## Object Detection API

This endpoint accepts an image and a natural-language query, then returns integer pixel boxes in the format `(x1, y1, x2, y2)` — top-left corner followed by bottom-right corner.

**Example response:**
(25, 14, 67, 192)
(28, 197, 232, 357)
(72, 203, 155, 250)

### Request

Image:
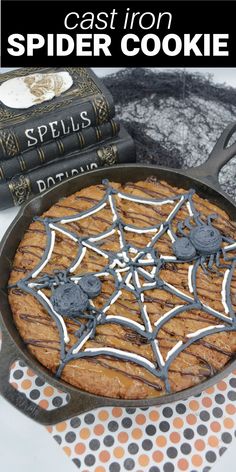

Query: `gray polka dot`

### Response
(122, 417, 132, 428)
(219, 446, 227, 456)
(163, 407, 173, 418)
(197, 425, 207, 436)
(72, 458, 81, 468)
(35, 377, 45, 387)
(84, 413, 95, 424)
(13, 370, 24, 380)
(205, 451, 217, 463)
(215, 394, 225, 404)
(163, 462, 174, 472)
(65, 432, 76, 443)
(108, 420, 119, 432)
(203, 468, 211, 472)
(229, 378, 236, 388)
(19, 361, 26, 368)
(52, 396, 63, 407)
(70, 417, 81, 428)
(125, 408, 136, 414)
(222, 432, 232, 444)
(109, 463, 121, 472)
(29, 389, 40, 400)
(180, 443, 191, 455)
(53, 435, 62, 445)
(142, 439, 153, 451)
(84, 454, 96, 466)
(167, 447, 178, 458)
(149, 468, 160, 472)
(200, 410, 210, 421)
(176, 403, 186, 414)
(159, 421, 169, 432)
(212, 407, 223, 418)
(183, 428, 194, 439)
(89, 439, 100, 451)
(128, 443, 139, 454)
(103, 435, 114, 447)
(124, 458, 135, 470)
(228, 391, 236, 401)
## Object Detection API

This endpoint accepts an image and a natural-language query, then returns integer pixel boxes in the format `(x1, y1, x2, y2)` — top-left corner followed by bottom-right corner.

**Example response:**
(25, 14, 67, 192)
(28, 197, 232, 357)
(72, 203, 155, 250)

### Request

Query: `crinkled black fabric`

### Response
(104, 68, 236, 200)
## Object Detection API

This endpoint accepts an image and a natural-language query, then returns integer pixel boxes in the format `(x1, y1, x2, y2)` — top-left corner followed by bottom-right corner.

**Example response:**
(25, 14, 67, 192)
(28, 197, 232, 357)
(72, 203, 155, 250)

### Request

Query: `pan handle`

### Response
(184, 121, 236, 186)
(0, 323, 105, 425)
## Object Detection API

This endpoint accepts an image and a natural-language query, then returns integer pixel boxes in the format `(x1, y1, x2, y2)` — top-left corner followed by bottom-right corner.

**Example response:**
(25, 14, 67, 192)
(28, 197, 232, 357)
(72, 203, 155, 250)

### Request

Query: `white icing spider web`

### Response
(14, 180, 236, 393)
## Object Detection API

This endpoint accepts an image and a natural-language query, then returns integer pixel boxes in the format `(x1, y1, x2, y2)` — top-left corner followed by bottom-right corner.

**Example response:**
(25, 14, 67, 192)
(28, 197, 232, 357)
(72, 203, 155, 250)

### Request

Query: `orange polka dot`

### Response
(118, 432, 128, 443)
(21, 379, 32, 390)
(11, 362, 16, 369)
(205, 386, 215, 394)
(132, 428, 142, 439)
(226, 404, 236, 415)
(114, 447, 125, 458)
(139, 454, 150, 466)
(74, 443, 86, 454)
(170, 432, 180, 444)
(178, 459, 189, 470)
(99, 451, 110, 463)
(112, 407, 122, 417)
(46, 426, 52, 433)
(192, 455, 203, 467)
(224, 418, 234, 429)
(94, 424, 105, 436)
(156, 436, 167, 447)
(189, 400, 199, 411)
(173, 417, 184, 428)
(39, 400, 49, 410)
(10, 382, 18, 390)
(210, 421, 221, 433)
(27, 368, 35, 377)
(208, 436, 219, 448)
(135, 414, 146, 425)
(43, 386, 54, 397)
(149, 410, 159, 421)
(202, 397, 212, 408)
(80, 428, 90, 439)
(56, 422, 67, 432)
(98, 410, 109, 421)
(63, 446, 71, 457)
(233, 370, 236, 375)
(186, 414, 197, 425)
(195, 439, 205, 451)
(152, 451, 164, 463)
(95, 467, 106, 472)
(217, 381, 227, 391)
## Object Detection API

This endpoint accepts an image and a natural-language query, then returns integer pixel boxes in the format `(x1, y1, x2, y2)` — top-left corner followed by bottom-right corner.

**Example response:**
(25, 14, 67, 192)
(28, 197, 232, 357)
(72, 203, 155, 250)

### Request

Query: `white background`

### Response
(0, 68, 235, 471)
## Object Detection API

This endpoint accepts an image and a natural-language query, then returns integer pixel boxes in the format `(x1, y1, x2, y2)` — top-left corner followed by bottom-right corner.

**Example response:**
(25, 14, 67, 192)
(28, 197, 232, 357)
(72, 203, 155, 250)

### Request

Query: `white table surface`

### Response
(0, 67, 236, 471)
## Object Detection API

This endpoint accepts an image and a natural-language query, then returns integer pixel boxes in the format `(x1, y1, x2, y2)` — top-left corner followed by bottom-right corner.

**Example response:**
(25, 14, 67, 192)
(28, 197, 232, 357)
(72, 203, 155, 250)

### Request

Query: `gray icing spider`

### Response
(172, 213, 234, 274)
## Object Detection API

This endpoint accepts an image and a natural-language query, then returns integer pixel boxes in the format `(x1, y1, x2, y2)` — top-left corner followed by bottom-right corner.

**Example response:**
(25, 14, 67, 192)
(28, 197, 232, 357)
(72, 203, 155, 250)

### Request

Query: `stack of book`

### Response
(0, 67, 135, 210)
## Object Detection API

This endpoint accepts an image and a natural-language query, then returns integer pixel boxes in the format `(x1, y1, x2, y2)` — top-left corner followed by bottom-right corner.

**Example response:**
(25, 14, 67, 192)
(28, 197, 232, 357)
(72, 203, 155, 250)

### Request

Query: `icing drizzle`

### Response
(10, 180, 236, 394)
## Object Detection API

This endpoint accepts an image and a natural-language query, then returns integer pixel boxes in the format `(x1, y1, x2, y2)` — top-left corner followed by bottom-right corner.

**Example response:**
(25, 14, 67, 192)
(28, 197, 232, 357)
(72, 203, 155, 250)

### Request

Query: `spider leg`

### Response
(222, 235, 235, 244)
(177, 221, 186, 236)
(184, 216, 193, 230)
(216, 250, 231, 269)
(200, 256, 209, 275)
(207, 213, 217, 226)
(208, 254, 215, 270)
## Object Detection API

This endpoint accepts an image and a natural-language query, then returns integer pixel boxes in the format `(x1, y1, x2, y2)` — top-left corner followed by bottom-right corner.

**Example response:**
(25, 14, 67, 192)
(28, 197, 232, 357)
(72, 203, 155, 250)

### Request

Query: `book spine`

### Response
(0, 93, 115, 160)
(0, 129, 135, 210)
(0, 119, 120, 181)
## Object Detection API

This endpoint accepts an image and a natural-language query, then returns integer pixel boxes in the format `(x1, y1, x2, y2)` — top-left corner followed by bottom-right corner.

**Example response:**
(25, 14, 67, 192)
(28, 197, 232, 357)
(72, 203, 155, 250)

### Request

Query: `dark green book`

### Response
(0, 67, 115, 159)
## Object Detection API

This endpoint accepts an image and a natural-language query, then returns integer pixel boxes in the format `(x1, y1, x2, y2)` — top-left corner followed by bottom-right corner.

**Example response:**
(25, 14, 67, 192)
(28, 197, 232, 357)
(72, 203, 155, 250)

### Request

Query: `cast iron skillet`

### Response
(1, 123, 236, 426)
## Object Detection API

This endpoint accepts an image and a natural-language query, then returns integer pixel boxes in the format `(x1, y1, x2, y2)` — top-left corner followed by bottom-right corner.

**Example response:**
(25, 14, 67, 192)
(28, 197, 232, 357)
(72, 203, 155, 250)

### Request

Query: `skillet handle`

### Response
(184, 121, 236, 187)
(0, 323, 105, 425)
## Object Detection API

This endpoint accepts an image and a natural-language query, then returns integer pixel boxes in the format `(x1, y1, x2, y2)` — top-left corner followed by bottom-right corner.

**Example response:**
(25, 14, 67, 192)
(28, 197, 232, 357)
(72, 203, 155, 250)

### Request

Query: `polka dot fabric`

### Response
(1, 333, 236, 471)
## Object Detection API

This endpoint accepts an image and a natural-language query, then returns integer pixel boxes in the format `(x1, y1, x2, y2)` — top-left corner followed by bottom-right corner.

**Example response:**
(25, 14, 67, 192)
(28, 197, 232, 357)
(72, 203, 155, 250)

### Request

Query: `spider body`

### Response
(173, 214, 228, 274)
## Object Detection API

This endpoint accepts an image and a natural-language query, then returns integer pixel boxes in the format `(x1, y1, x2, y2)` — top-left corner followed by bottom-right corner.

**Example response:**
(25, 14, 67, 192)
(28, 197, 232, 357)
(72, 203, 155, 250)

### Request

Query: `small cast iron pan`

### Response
(1, 122, 236, 425)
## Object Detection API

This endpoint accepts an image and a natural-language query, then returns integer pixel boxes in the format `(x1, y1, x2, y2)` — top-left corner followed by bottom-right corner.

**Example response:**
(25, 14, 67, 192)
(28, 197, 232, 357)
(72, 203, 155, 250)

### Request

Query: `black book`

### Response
(0, 68, 114, 159)
(0, 119, 120, 180)
(0, 127, 136, 210)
